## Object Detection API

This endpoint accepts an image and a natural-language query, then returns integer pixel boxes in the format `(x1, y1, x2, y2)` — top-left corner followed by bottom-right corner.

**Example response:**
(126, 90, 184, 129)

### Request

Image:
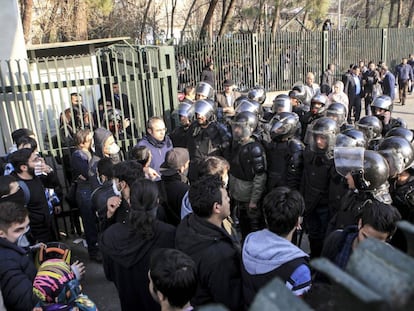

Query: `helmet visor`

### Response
(334, 147, 365, 177)
(231, 120, 251, 140)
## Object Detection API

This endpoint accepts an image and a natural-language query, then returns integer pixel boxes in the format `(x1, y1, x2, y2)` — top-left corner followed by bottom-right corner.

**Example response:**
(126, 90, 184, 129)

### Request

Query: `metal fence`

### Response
(1, 28, 414, 157)
(0, 45, 179, 157)
(175, 28, 414, 92)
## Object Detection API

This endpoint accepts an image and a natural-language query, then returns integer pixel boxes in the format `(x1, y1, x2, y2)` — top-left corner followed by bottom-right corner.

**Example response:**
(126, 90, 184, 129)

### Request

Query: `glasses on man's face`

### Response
(153, 128, 167, 133)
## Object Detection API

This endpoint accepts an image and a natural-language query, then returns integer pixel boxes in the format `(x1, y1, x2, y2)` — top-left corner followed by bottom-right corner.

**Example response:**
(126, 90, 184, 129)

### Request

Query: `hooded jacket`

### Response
(0, 238, 37, 311)
(159, 171, 189, 226)
(175, 214, 243, 311)
(99, 221, 175, 311)
(89, 128, 121, 190)
(93, 128, 112, 159)
(242, 229, 311, 306)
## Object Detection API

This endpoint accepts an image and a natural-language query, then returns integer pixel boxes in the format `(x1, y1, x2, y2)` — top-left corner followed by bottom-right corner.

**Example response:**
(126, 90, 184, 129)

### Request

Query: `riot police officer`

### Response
(325, 102, 351, 132)
(328, 148, 392, 234)
(272, 94, 292, 115)
(300, 94, 329, 142)
(195, 81, 215, 100)
(385, 127, 414, 143)
(301, 117, 339, 257)
(355, 115, 383, 150)
(247, 85, 266, 105)
(377, 136, 414, 179)
(335, 128, 367, 148)
(170, 102, 194, 148)
(371, 95, 406, 136)
(186, 99, 231, 182)
(234, 96, 268, 143)
(265, 112, 304, 191)
(228, 111, 267, 240)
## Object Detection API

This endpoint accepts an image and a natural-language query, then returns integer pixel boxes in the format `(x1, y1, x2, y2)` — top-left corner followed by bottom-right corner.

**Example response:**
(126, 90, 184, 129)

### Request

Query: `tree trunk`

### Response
(377, 4, 384, 28)
(74, 0, 88, 40)
(388, 0, 395, 28)
(21, 0, 34, 43)
(140, 0, 153, 43)
(406, 0, 414, 27)
(365, 0, 370, 28)
(252, 0, 265, 33)
(396, 0, 403, 28)
(199, 0, 219, 40)
(218, 0, 236, 36)
(42, 1, 60, 43)
(170, 0, 177, 39)
(271, 0, 282, 35)
(179, 0, 197, 44)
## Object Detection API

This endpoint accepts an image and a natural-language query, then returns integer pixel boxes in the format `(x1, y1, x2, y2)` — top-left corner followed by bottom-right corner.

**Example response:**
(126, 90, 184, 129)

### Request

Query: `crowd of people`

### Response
(1, 55, 414, 311)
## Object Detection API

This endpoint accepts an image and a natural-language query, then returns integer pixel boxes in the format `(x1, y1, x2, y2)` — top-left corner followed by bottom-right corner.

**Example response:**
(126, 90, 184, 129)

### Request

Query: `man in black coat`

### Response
(9, 147, 60, 243)
(175, 175, 243, 311)
(159, 148, 190, 226)
(200, 61, 215, 87)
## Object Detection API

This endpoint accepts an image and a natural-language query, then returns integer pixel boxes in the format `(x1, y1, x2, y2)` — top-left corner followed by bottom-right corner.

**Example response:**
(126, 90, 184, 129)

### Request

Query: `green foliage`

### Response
(87, 0, 113, 16)
(305, 0, 330, 29)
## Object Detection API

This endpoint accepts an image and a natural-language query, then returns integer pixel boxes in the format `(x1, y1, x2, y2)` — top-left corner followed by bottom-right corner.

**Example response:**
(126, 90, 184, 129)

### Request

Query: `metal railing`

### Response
(175, 29, 414, 91)
(1, 28, 414, 157)
(0, 45, 179, 156)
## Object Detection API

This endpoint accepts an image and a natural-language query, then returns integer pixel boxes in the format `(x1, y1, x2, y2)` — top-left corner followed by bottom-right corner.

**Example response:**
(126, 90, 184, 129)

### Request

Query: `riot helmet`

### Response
(289, 82, 306, 104)
(248, 86, 266, 104)
(309, 117, 339, 155)
(326, 102, 347, 127)
(272, 94, 292, 114)
(334, 148, 390, 200)
(234, 96, 261, 116)
(195, 81, 214, 100)
(310, 94, 328, 115)
(372, 95, 393, 112)
(355, 116, 383, 141)
(177, 102, 194, 118)
(290, 85, 307, 104)
(107, 108, 122, 122)
(335, 128, 367, 148)
(385, 127, 413, 143)
(231, 111, 258, 141)
(378, 136, 414, 177)
(104, 109, 123, 133)
(194, 99, 215, 125)
(270, 112, 299, 141)
(176, 102, 194, 127)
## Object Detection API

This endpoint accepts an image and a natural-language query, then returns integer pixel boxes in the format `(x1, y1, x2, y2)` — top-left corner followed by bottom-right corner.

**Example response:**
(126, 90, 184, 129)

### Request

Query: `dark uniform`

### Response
(187, 121, 231, 182)
(300, 117, 339, 258)
(229, 137, 267, 239)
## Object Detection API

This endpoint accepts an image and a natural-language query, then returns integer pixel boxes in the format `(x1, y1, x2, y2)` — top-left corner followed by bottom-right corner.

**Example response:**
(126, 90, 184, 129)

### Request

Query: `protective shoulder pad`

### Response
(288, 138, 305, 153)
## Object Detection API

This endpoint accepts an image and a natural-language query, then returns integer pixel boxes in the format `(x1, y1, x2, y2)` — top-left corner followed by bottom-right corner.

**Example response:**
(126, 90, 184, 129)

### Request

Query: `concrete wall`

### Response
(0, 0, 28, 154)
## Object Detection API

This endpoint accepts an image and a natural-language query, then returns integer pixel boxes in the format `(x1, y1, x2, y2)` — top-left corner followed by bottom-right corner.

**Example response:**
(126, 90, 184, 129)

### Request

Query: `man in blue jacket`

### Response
(380, 65, 396, 102)
(137, 116, 173, 181)
(241, 187, 311, 307)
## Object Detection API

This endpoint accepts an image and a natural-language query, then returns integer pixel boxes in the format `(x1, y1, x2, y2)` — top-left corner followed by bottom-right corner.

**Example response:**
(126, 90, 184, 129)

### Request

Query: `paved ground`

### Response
(265, 91, 414, 128)
(63, 92, 414, 310)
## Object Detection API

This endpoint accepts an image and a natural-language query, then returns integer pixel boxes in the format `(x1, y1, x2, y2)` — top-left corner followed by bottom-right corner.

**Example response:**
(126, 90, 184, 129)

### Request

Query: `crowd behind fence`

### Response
(175, 29, 414, 91)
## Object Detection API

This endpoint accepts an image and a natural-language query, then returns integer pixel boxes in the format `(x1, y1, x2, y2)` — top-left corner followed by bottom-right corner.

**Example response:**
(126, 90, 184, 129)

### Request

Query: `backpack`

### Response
(17, 180, 30, 207)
